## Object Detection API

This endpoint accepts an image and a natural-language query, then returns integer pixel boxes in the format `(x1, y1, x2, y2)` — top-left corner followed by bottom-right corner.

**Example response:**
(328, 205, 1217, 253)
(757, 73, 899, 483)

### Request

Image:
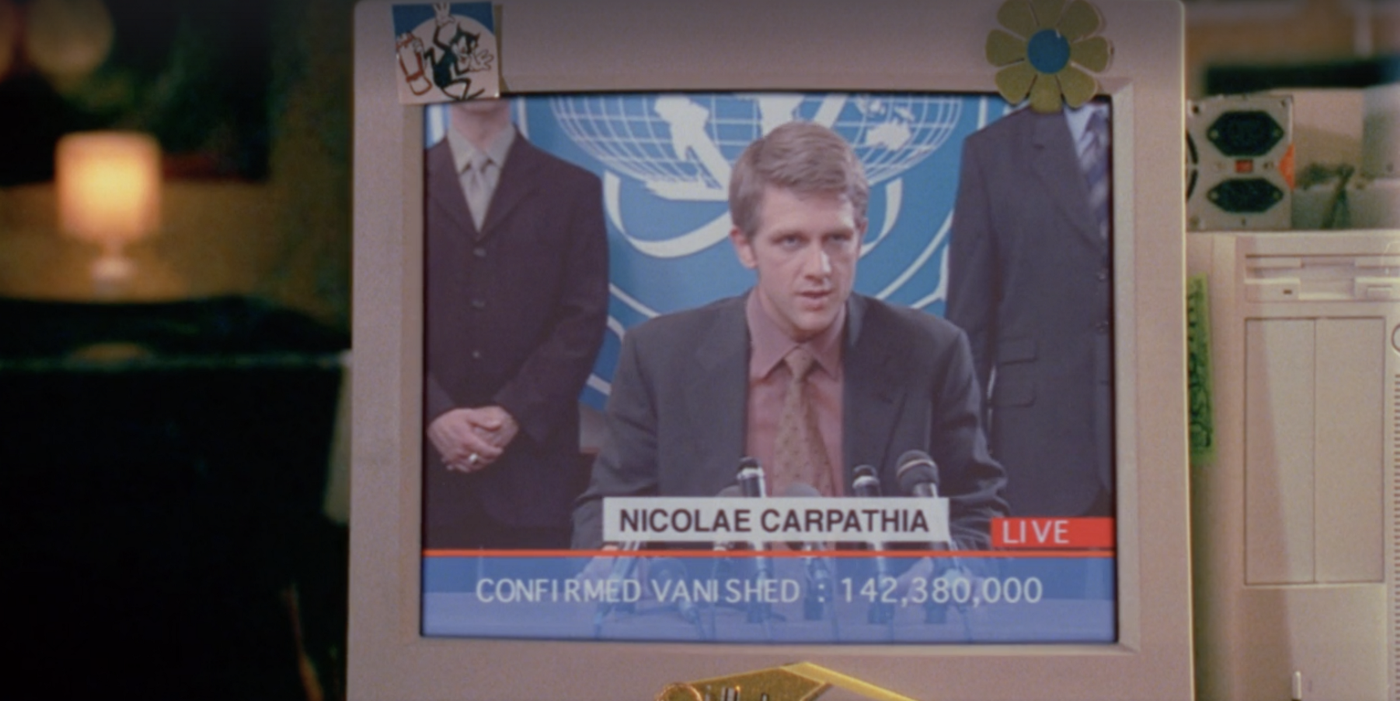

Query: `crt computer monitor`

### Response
(350, 1, 1191, 698)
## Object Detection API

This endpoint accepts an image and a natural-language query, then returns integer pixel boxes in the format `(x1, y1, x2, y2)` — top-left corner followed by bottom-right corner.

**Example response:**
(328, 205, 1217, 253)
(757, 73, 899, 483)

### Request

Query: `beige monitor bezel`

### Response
(350, 1, 1191, 698)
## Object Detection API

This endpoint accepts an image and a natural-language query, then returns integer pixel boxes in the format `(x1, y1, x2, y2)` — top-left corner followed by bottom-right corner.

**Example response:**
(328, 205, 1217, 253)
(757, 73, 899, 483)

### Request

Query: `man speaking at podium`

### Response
(572, 122, 1006, 551)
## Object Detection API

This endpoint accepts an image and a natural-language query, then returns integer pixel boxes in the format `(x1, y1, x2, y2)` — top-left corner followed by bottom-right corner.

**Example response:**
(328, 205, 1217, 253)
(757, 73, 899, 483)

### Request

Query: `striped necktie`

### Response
(1079, 110, 1110, 239)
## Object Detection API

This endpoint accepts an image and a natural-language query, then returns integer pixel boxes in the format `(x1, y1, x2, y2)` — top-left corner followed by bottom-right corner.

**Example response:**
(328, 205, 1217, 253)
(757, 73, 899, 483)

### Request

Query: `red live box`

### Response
(992, 517, 1115, 549)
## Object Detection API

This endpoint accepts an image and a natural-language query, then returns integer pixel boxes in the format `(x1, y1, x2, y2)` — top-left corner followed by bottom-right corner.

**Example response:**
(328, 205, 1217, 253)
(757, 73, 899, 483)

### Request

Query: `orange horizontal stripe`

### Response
(422, 549, 1115, 559)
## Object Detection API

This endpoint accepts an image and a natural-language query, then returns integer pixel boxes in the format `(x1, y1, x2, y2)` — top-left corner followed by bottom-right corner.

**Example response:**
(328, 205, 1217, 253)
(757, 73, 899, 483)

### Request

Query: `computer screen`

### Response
(351, 1, 1191, 698)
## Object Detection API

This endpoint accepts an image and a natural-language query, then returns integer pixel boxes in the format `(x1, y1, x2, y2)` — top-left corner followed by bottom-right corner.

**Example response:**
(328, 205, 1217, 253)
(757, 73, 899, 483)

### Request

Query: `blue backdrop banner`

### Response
(427, 92, 1014, 409)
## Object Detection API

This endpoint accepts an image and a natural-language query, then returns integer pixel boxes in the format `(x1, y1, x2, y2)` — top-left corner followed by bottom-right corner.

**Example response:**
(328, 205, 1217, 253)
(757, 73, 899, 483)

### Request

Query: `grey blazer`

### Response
(945, 106, 1114, 517)
(571, 292, 1007, 550)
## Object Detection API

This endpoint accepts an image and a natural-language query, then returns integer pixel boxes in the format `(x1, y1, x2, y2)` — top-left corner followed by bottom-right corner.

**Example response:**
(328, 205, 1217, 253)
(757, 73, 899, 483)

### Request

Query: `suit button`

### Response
(471, 350, 482, 360)
(1097, 269, 1109, 282)
(471, 299, 486, 310)
(473, 247, 487, 258)
(1095, 321, 1110, 334)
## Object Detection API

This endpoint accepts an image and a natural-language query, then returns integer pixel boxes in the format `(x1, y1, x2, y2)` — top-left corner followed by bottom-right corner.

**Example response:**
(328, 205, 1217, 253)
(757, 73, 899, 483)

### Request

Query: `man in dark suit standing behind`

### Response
(945, 101, 1114, 518)
(424, 98, 609, 549)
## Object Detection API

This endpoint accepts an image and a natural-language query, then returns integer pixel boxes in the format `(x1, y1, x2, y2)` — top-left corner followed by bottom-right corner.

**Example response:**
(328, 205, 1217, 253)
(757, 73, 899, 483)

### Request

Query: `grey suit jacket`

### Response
(945, 106, 1114, 517)
(423, 132, 609, 544)
(571, 292, 1007, 550)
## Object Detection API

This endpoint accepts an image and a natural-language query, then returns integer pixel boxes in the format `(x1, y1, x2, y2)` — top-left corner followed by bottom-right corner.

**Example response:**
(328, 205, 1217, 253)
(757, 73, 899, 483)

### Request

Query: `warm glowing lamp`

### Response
(56, 131, 162, 287)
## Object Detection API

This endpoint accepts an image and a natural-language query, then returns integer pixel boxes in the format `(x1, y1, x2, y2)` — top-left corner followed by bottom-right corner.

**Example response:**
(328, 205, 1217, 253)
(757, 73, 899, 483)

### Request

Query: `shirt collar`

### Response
(745, 288, 845, 381)
(446, 122, 517, 174)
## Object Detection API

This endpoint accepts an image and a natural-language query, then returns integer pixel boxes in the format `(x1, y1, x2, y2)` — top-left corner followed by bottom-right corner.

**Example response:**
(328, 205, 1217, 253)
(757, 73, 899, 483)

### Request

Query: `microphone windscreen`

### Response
(896, 450, 939, 494)
(736, 457, 767, 498)
(851, 464, 881, 497)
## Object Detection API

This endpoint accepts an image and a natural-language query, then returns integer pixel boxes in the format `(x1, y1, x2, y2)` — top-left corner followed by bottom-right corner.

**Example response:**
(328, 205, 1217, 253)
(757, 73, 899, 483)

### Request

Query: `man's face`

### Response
(731, 186, 864, 342)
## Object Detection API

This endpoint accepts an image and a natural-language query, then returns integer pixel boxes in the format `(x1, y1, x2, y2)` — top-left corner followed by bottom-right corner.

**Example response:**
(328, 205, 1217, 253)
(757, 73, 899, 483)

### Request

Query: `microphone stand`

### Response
(801, 543, 833, 622)
(852, 465, 895, 633)
(592, 541, 640, 638)
(867, 544, 896, 638)
(643, 557, 707, 640)
(735, 458, 774, 636)
(746, 542, 775, 640)
(707, 541, 733, 640)
(925, 548, 976, 642)
(895, 449, 974, 637)
(800, 542, 841, 640)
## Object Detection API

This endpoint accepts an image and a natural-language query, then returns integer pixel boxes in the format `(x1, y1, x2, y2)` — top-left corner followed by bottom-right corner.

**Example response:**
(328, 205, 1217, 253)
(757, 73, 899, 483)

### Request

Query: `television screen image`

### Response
(418, 91, 1118, 646)
(351, 1, 1190, 698)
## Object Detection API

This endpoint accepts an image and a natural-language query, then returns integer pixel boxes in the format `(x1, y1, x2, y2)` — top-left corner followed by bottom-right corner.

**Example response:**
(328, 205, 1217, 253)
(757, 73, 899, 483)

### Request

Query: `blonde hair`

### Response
(728, 121, 868, 237)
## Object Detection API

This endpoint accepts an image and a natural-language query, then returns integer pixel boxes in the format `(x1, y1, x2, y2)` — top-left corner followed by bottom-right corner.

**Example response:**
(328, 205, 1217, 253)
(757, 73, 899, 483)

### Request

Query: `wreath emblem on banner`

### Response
(986, 0, 1113, 113)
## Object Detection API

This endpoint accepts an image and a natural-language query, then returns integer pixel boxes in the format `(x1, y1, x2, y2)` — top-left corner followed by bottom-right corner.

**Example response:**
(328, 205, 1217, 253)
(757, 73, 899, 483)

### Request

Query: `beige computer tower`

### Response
(1188, 230, 1400, 700)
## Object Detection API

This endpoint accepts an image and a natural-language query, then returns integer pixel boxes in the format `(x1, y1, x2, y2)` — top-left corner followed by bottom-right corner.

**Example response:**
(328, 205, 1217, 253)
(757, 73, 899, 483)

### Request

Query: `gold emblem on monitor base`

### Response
(657, 662, 916, 701)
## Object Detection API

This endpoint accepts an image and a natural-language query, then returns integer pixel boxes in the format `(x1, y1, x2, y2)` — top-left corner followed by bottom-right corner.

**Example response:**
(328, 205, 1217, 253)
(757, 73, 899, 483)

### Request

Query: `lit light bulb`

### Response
(56, 131, 162, 287)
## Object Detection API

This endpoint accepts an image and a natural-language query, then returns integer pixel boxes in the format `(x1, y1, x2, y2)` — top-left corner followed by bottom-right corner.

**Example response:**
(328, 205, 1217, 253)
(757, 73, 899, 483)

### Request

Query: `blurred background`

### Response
(0, 0, 1393, 699)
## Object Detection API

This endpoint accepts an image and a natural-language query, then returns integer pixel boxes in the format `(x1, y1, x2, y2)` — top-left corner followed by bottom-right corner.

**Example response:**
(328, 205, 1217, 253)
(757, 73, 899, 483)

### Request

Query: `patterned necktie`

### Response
(770, 347, 835, 497)
(1079, 110, 1110, 239)
(463, 156, 493, 232)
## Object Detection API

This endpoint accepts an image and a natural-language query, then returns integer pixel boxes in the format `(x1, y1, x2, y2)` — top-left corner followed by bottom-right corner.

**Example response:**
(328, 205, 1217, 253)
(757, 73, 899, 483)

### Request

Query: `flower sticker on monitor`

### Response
(986, 0, 1112, 113)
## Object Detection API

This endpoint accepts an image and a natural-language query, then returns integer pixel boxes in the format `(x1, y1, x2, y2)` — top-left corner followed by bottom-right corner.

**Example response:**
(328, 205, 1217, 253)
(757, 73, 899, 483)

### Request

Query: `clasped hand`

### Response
(427, 405, 519, 473)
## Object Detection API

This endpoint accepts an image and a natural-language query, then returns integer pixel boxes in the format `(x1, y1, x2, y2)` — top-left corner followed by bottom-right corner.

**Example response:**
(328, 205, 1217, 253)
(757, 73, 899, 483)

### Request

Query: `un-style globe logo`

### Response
(544, 91, 977, 309)
(538, 92, 989, 406)
(552, 93, 962, 206)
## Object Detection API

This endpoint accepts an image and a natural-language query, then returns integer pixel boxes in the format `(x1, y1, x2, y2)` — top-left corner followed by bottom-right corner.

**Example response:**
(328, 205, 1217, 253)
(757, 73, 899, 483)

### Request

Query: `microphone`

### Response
(711, 484, 743, 552)
(734, 457, 772, 625)
(851, 465, 894, 625)
(897, 449, 954, 551)
(851, 463, 881, 497)
(781, 482, 826, 552)
(697, 483, 746, 639)
(896, 449, 940, 498)
(606, 540, 642, 580)
(592, 540, 641, 636)
(782, 483, 833, 621)
(736, 456, 767, 498)
(735, 459, 770, 566)
(896, 450, 969, 624)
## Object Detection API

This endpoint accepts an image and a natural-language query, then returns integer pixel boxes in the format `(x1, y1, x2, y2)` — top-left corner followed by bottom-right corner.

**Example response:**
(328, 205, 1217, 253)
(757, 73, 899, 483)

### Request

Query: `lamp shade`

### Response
(56, 131, 162, 246)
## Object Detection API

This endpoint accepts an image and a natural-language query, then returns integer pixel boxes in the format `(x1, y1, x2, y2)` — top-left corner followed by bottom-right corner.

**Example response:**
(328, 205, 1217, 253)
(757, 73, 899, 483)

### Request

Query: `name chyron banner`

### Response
(603, 497, 951, 543)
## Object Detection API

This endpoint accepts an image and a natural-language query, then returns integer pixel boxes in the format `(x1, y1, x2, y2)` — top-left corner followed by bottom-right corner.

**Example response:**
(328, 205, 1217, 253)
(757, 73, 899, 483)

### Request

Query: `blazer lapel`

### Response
(685, 298, 750, 490)
(426, 140, 479, 238)
(842, 295, 905, 489)
(476, 133, 541, 241)
(1031, 112, 1101, 250)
